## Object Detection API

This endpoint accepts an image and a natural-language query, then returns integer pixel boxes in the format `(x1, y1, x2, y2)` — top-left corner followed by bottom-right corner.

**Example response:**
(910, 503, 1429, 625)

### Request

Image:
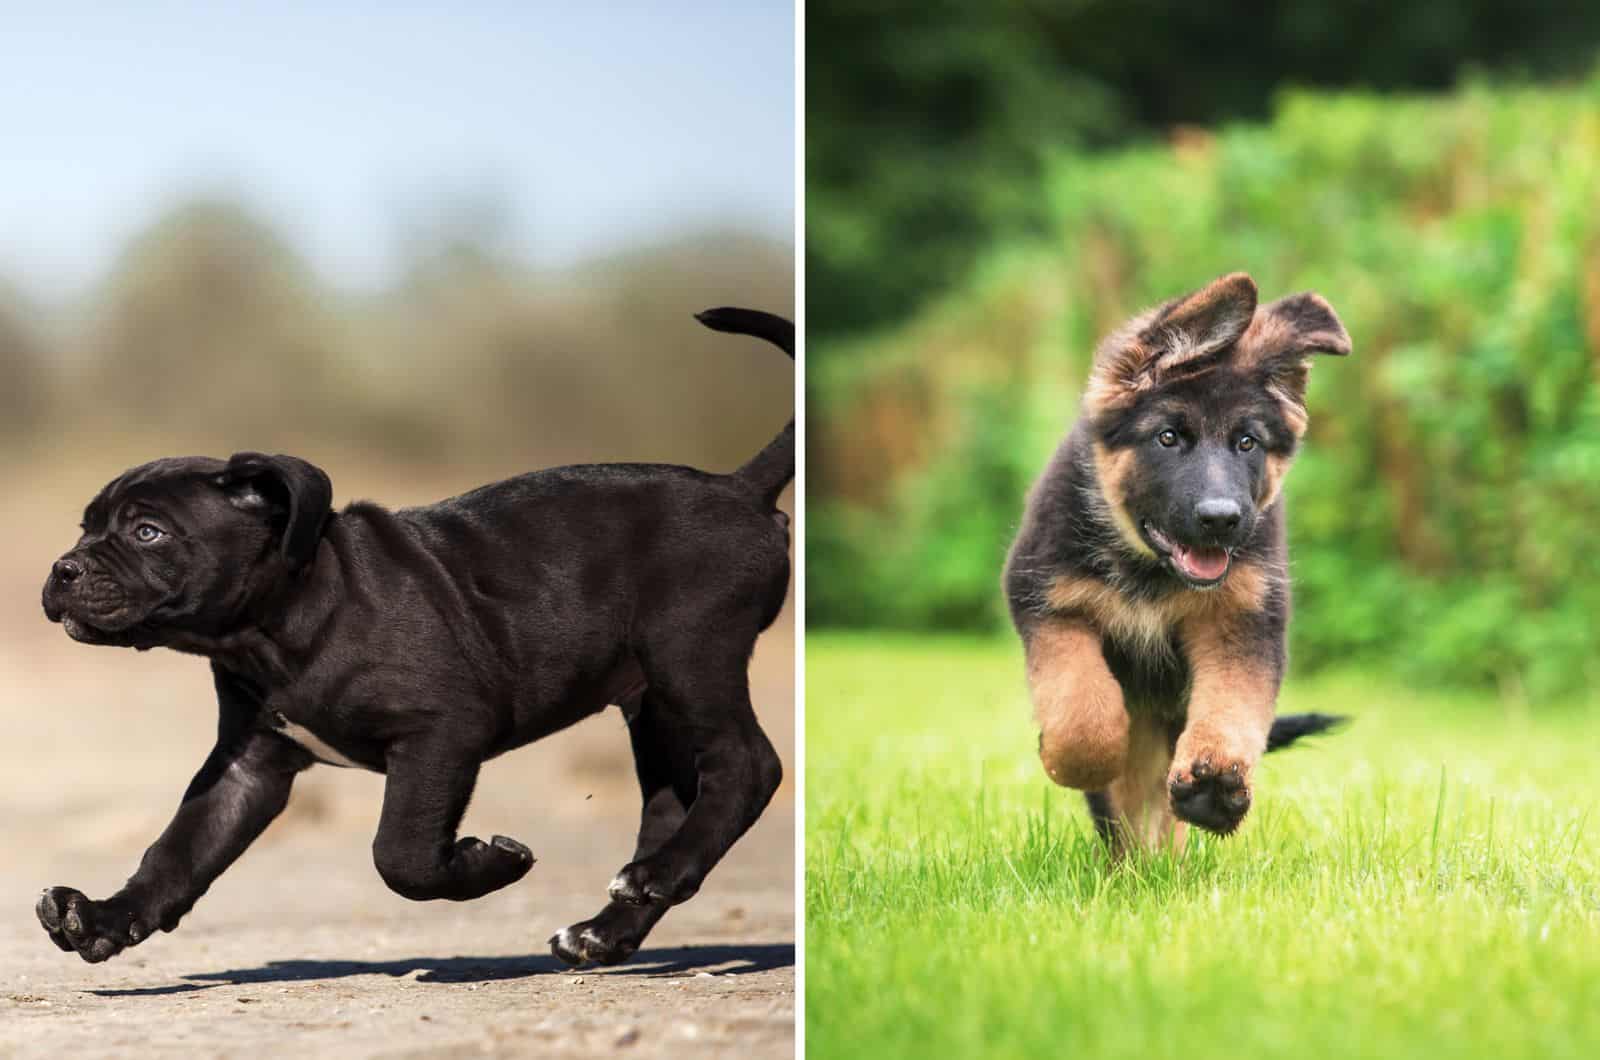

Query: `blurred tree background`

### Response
(809, 0, 1600, 696)
(0, 202, 791, 476)
(0, 3, 794, 529)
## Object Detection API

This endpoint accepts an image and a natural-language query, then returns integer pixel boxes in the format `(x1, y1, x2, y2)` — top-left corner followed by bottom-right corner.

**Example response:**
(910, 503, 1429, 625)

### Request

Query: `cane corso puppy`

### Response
(37, 308, 793, 968)
(1004, 273, 1348, 852)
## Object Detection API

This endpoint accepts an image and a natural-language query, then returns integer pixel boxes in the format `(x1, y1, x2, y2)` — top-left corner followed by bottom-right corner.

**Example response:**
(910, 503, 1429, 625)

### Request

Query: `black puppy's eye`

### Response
(1238, 435, 1257, 453)
(134, 523, 164, 543)
(1157, 429, 1179, 448)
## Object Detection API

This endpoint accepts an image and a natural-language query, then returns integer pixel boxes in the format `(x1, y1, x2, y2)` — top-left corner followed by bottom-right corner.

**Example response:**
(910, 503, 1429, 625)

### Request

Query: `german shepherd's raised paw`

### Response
(1005, 272, 1349, 852)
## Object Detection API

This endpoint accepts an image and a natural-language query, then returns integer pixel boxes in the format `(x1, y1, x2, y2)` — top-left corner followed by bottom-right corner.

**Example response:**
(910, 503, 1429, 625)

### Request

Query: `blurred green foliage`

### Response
(811, 75, 1600, 697)
(809, 0, 1600, 339)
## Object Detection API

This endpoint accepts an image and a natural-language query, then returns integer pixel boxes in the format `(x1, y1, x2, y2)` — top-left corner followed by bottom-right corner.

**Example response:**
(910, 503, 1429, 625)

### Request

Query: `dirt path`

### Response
(0, 463, 794, 1058)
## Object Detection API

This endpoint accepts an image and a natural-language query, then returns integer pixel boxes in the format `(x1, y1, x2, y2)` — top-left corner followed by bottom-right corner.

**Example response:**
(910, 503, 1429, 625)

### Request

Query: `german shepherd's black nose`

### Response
(1195, 498, 1242, 535)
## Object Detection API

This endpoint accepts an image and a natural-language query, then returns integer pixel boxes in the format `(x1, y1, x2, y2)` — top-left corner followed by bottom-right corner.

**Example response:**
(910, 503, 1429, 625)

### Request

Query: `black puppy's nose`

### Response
(1195, 498, 1243, 535)
(52, 558, 84, 584)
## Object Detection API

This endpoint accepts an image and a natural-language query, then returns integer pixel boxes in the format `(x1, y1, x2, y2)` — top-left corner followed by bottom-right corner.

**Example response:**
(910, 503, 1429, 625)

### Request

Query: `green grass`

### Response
(806, 633, 1600, 1059)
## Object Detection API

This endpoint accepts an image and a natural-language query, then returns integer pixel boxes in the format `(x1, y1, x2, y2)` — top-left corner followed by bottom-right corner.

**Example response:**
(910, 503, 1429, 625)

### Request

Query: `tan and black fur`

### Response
(1004, 272, 1349, 851)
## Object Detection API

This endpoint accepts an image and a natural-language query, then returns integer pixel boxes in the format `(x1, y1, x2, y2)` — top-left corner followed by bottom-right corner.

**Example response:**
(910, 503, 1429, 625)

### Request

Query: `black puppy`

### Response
(36, 308, 792, 968)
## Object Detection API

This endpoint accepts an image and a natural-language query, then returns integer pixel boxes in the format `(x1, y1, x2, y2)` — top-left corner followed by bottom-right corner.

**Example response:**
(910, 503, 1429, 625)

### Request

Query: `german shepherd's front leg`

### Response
(1168, 613, 1284, 835)
(1025, 616, 1128, 791)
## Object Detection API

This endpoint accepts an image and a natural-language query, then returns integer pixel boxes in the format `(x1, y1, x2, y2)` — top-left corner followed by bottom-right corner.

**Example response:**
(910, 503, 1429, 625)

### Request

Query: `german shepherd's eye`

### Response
(133, 523, 165, 544)
(1157, 429, 1179, 448)
(1238, 435, 1257, 453)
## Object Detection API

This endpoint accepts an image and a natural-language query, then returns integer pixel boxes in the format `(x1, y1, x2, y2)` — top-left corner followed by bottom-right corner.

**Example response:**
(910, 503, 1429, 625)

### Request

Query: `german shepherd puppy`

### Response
(1004, 272, 1348, 851)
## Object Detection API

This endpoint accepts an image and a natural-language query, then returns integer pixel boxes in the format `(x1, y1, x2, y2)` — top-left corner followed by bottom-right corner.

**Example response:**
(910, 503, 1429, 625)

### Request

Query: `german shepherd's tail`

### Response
(696, 307, 795, 507)
(1266, 713, 1347, 752)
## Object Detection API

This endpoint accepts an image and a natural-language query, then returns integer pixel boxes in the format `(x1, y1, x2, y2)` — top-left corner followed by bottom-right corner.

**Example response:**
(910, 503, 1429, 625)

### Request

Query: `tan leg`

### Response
(1025, 618, 1127, 791)
(1168, 618, 1280, 835)
(1103, 714, 1186, 855)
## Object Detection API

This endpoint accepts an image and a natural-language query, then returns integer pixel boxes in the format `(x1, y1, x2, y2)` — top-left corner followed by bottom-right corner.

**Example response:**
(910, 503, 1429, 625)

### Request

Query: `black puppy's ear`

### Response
(217, 453, 333, 570)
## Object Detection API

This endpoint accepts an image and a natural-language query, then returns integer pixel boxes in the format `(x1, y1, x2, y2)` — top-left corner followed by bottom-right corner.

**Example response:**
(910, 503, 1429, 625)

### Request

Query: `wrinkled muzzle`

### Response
(42, 552, 160, 642)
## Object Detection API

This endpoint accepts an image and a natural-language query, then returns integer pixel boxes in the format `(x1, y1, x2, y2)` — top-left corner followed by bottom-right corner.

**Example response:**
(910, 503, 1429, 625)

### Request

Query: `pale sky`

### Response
(0, 1, 795, 301)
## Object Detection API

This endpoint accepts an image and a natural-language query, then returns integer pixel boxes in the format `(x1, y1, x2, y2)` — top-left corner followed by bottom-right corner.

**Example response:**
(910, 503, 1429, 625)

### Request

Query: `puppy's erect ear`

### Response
(1239, 291, 1352, 434)
(218, 453, 333, 570)
(1086, 272, 1259, 415)
(1144, 271, 1259, 365)
(1250, 292, 1352, 360)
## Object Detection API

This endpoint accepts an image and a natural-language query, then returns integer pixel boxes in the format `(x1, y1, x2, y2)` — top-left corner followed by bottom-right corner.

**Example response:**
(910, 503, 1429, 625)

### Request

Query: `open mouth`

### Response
(1141, 522, 1232, 588)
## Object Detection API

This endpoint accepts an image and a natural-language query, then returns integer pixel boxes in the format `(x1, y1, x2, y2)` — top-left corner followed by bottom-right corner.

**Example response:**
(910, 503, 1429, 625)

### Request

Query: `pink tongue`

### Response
(1174, 546, 1229, 581)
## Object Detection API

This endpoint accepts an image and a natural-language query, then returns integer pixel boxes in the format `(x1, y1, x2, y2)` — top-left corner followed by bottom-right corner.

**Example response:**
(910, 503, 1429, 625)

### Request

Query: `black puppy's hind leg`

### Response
(372, 736, 534, 901)
(550, 692, 696, 967)
(608, 640, 783, 908)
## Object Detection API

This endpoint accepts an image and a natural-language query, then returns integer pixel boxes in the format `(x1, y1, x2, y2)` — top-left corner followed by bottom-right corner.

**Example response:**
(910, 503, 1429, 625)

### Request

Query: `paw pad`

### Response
(1169, 759, 1252, 836)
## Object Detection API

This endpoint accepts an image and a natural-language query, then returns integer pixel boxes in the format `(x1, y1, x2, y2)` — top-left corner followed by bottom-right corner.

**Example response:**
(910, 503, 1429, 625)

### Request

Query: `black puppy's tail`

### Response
(1266, 712, 1348, 752)
(696, 307, 795, 506)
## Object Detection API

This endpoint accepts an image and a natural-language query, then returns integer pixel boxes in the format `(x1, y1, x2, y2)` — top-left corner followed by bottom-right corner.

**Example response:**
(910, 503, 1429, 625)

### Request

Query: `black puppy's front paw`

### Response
(462, 834, 535, 867)
(1168, 757, 1252, 836)
(36, 887, 147, 963)
(455, 834, 536, 891)
(608, 857, 700, 907)
(376, 833, 534, 901)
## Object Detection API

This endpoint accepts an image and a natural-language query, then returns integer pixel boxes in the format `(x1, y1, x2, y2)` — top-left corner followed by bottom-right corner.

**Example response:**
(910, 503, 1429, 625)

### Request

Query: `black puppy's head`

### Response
(42, 453, 332, 648)
(1084, 272, 1350, 588)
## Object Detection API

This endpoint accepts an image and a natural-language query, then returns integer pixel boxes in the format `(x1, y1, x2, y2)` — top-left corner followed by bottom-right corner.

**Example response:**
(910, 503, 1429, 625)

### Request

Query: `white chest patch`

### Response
(268, 712, 371, 771)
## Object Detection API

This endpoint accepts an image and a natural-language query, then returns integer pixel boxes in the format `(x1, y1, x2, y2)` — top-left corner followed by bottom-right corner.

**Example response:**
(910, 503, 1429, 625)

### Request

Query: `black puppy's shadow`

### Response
(90, 942, 792, 997)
